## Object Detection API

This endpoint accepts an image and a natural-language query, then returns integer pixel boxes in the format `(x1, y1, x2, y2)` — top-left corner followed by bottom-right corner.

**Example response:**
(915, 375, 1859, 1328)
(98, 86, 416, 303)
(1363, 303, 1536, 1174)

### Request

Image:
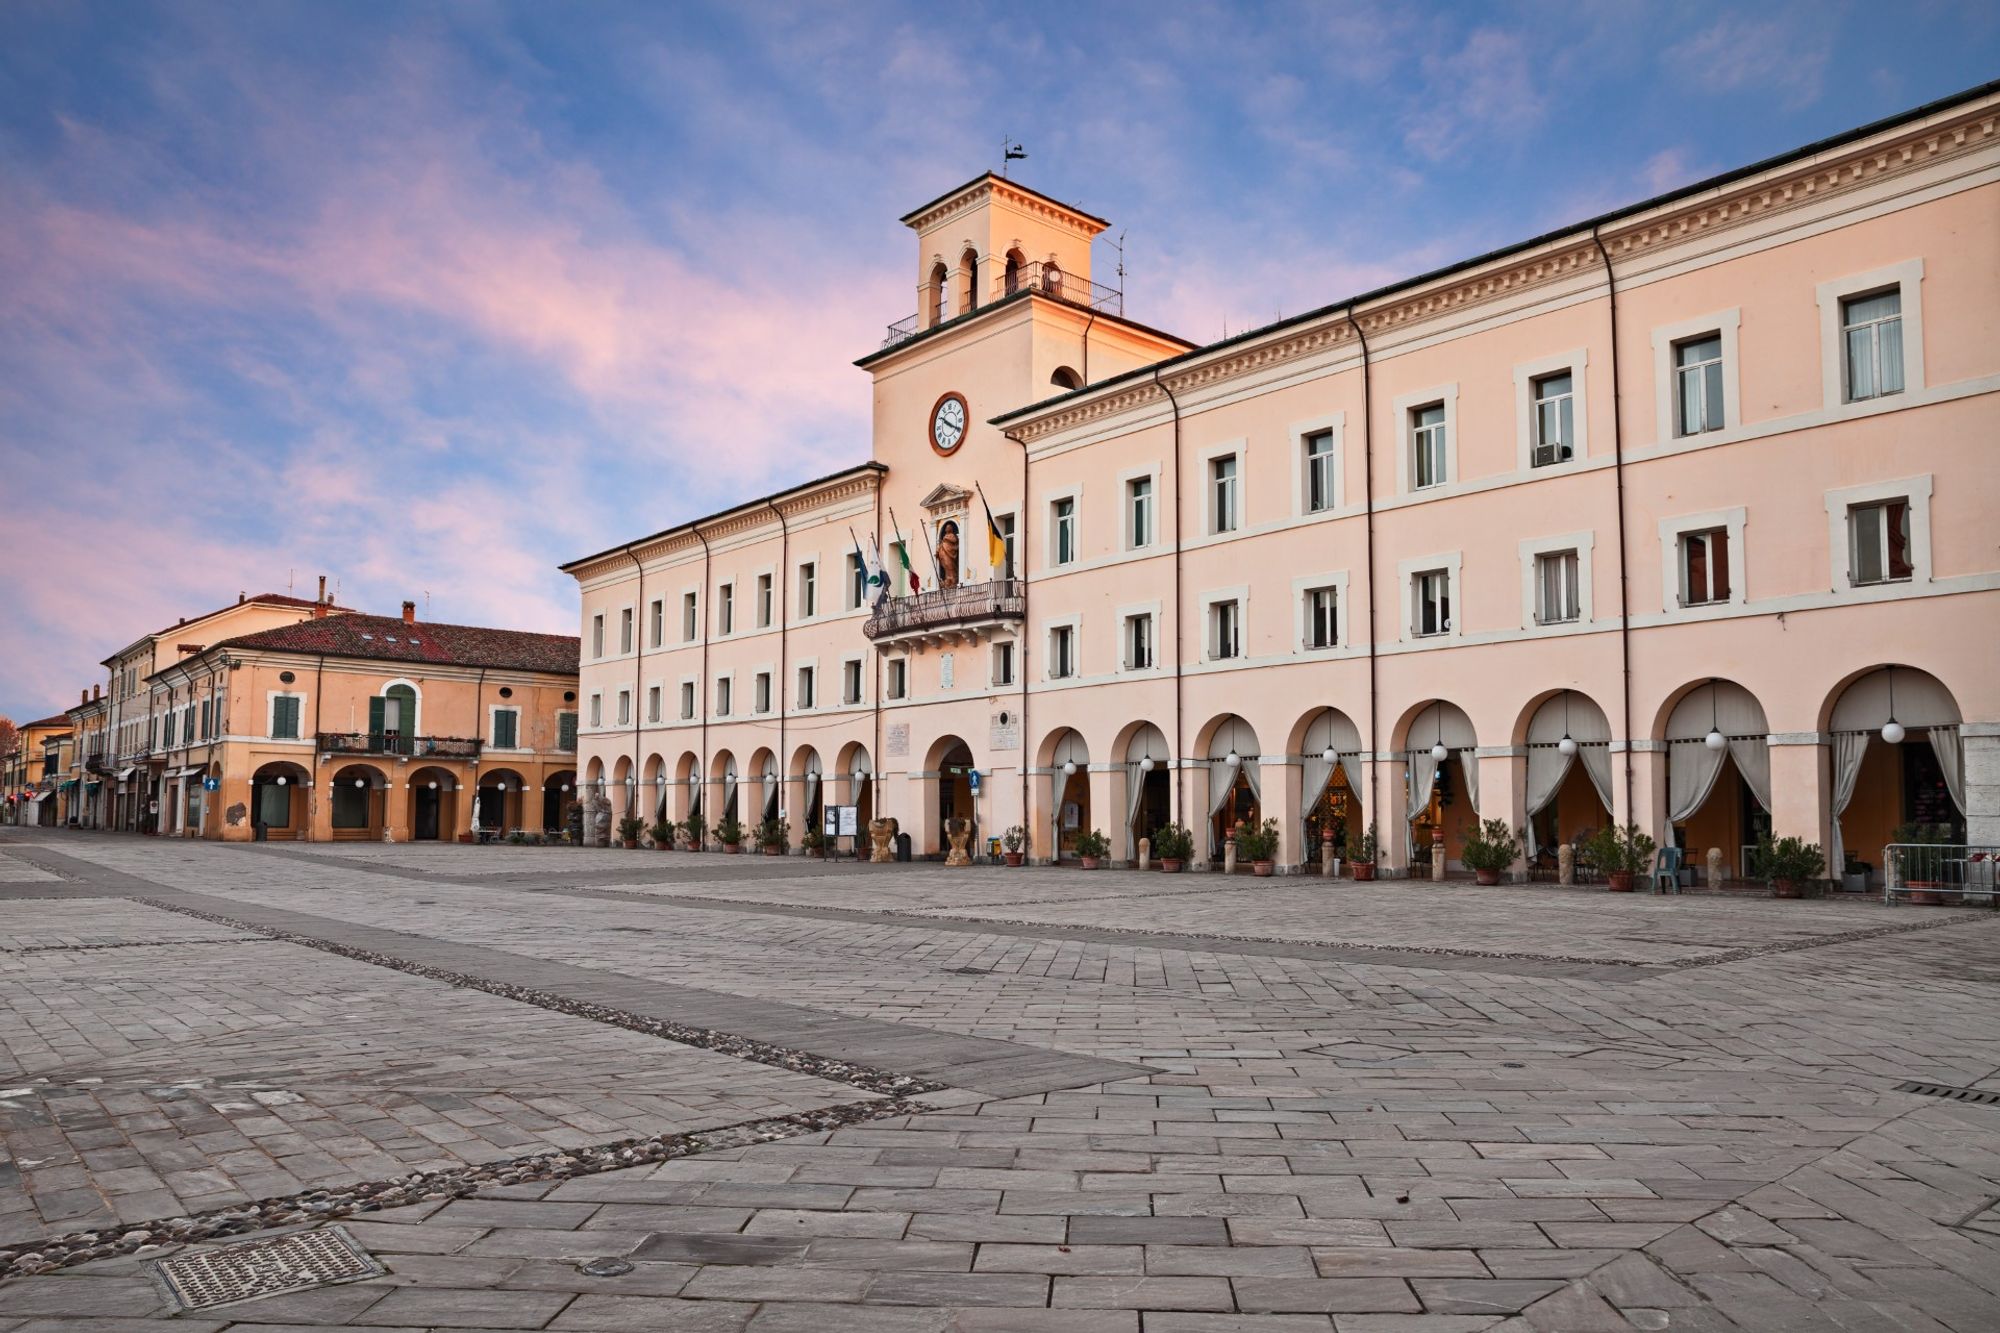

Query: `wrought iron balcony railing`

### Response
(317, 732, 483, 759)
(883, 261, 1124, 348)
(864, 578, 1025, 641)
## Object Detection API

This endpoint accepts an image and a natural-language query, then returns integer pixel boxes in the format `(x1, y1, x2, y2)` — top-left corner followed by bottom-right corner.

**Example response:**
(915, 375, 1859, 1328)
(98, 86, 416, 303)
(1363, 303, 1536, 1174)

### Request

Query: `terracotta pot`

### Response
(1252, 861, 1274, 877)
(762, 845, 782, 856)
(1474, 868, 1500, 886)
(1772, 878, 1802, 899)
(1160, 858, 1183, 873)
(655, 842, 670, 851)
(724, 842, 741, 854)
(1606, 871, 1635, 892)
(621, 839, 638, 850)
(1351, 862, 1376, 881)
(1907, 881, 1944, 905)
(1080, 856, 1101, 870)
(1004, 851, 1024, 867)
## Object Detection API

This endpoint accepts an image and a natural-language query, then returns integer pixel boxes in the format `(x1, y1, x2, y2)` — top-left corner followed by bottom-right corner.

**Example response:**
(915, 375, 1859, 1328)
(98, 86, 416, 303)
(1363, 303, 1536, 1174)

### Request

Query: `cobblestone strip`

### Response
(133, 896, 945, 1101)
(8, 937, 269, 954)
(0, 1094, 927, 1282)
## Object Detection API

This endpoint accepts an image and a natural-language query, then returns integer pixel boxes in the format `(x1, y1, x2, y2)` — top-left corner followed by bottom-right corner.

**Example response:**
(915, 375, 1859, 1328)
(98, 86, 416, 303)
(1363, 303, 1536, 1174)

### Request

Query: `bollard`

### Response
(1137, 836, 1151, 872)
(1223, 837, 1237, 876)
(1707, 847, 1723, 890)
(1558, 843, 1574, 886)
(1432, 827, 1447, 882)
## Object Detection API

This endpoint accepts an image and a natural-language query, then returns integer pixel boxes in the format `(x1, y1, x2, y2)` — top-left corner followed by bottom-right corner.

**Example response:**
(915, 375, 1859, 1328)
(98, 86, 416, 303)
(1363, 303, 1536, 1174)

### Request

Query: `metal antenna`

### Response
(1001, 138, 1026, 177)
(1114, 230, 1126, 300)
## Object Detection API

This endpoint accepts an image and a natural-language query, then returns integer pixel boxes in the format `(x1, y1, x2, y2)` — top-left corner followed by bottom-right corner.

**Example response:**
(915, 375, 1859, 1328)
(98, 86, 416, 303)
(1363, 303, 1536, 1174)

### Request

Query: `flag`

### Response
(976, 482, 1008, 573)
(852, 529, 889, 609)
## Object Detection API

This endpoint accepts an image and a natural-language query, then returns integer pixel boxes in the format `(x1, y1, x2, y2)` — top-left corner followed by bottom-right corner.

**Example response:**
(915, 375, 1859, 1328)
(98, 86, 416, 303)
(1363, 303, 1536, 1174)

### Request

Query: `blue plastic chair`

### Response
(1651, 844, 1684, 894)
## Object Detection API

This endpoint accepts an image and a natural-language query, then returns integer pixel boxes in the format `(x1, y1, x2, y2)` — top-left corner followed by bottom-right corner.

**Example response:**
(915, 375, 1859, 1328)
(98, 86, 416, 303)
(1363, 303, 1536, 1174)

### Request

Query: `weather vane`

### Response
(1001, 138, 1026, 177)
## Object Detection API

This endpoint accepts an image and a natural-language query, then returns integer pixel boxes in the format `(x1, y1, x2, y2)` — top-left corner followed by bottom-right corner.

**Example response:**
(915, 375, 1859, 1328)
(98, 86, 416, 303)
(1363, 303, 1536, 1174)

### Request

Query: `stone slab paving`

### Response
(1, 830, 1997, 1331)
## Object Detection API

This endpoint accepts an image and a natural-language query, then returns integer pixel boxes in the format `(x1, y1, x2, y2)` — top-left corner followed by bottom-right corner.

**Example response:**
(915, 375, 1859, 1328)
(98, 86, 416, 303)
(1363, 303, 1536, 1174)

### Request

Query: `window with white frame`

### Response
(715, 677, 732, 716)
(589, 693, 603, 727)
(649, 598, 664, 648)
(680, 681, 695, 719)
(682, 591, 698, 641)
(1412, 569, 1451, 637)
(754, 671, 771, 713)
(647, 686, 661, 723)
(591, 613, 605, 659)
(846, 553, 865, 609)
(1535, 550, 1580, 624)
(1841, 290, 1905, 403)
(1679, 528, 1731, 605)
(1209, 599, 1241, 660)
(994, 512, 1016, 578)
(1051, 497, 1076, 566)
(1048, 624, 1076, 678)
(1125, 612, 1154, 670)
(1304, 429, 1336, 512)
(756, 573, 773, 627)
(491, 707, 520, 749)
(1210, 454, 1239, 533)
(842, 658, 863, 705)
(796, 664, 815, 709)
(619, 607, 633, 654)
(1127, 475, 1153, 548)
(1304, 586, 1338, 649)
(1848, 498, 1912, 585)
(1411, 403, 1448, 489)
(1531, 372, 1575, 466)
(886, 658, 908, 699)
(890, 541, 910, 594)
(798, 562, 817, 618)
(991, 639, 1014, 686)
(718, 583, 734, 635)
(616, 689, 630, 725)
(1673, 334, 1725, 436)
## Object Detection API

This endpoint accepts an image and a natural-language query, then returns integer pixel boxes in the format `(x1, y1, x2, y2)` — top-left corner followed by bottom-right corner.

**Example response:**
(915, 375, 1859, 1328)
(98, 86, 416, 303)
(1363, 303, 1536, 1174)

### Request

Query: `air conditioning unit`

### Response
(1533, 442, 1573, 468)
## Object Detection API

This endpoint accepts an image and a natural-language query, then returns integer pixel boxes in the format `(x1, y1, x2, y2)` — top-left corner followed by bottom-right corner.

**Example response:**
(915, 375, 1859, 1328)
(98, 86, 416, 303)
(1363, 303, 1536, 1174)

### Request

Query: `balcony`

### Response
(883, 261, 1124, 349)
(84, 752, 114, 776)
(317, 732, 483, 760)
(864, 578, 1025, 647)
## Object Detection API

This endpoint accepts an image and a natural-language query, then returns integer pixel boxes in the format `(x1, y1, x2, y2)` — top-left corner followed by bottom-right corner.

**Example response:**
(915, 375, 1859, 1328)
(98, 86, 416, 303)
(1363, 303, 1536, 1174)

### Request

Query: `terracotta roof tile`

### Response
(213, 613, 579, 674)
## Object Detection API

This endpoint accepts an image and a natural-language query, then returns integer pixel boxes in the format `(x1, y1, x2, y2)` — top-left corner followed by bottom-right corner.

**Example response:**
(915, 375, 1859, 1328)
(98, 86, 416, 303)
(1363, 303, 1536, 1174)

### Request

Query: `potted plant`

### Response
(1892, 822, 1955, 904)
(1344, 823, 1379, 881)
(1235, 817, 1281, 876)
(1460, 817, 1521, 886)
(1753, 833, 1825, 899)
(682, 814, 708, 851)
(616, 815, 644, 850)
(1073, 828, 1110, 869)
(506, 829, 527, 846)
(802, 825, 827, 858)
(1585, 822, 1657, 892)
(647, 817, 673, 850)
(1001, 825, 1026, 867)
(716, 815, 745, 853)
(757, 816, 789, 856)
(1151, 823, 1193, 873)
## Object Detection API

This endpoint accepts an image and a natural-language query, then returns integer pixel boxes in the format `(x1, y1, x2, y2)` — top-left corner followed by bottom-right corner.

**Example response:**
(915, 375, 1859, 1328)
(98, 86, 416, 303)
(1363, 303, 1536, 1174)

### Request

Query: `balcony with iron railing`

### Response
(883, 261, 1124, 349)
(864, 578, 1025, 645)
(317, 731, 483, 760)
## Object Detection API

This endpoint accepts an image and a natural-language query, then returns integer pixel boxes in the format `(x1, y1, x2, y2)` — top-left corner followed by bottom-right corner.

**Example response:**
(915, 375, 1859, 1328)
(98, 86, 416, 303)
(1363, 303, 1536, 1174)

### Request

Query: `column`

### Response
(1964, 725, 2000, 847)
(1377, 753, 1412, 876)
(1272, 757, 1305, 872)
(1086, 764, 1115, 866)
(1767, 734, 1829, 848)
(1618, 740, 1669, 845)
(1475, 748, 1527, 881)
(307, 774, 334, 843)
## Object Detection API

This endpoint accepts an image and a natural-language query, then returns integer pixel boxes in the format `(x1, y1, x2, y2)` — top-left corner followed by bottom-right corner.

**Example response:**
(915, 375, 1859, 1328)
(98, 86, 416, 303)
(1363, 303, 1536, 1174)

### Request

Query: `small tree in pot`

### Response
(1584, 822, 1657, 892)
(682, 813, 708, 851)
(757, 816, 789, 856)
(1151, 823, 1193, 873)
(1344, 823, 1380, 880)
(802, 825, 827, 858)
(1001, 824, 1026, 867)
(648, 817, 675, 850)
(1073, 828, 1110, 869)
(1460, 817, 1521, 886)
(715, 815, 745, 853)
(1236, 817, 1281, 876)
(616, 815, 644, 850)
(1753, 833, 1825, 899)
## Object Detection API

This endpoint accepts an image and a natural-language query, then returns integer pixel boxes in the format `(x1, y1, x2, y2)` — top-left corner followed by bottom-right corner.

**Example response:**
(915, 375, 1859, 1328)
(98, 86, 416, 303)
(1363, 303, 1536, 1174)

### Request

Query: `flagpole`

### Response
(918, 515, 943, 586)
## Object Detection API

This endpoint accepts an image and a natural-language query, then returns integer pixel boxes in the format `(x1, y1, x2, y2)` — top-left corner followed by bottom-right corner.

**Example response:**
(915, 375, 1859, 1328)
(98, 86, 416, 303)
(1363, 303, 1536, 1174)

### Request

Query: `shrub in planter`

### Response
(1001, 824, 1027, 867)
(1344, 823, 1380, 880)
(506, 830, 528, 846)
(1584, 822, 1657, 892)
(1073, 828, 1110, 869)
(802, 826, 827, 858)
(1460, 817, 1522, 886)
(682, 816, 708, 851)
(616, 815, 645, 850)
(715, 816, 745, 853)
(1753, 833, 1825, 899)
(1891, 821, 1955, 904)
(649, 818, 675, 850)
(757, 817, 789, 856)
(1235, 817, 1281, 876)
(1151, 823, 1193, 872)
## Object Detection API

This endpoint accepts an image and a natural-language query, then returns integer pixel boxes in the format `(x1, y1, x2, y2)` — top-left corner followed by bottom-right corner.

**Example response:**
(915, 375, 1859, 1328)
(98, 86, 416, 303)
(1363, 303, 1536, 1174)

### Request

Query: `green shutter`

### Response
(558, 712, 577, 750)
(494, 710, 517, 749)
(273, 696, 299, 739)
(368, 696, 386, 737)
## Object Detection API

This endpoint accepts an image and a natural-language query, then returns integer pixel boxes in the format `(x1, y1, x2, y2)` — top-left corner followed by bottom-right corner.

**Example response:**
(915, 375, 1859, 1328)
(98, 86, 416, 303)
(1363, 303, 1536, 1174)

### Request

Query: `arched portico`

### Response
(1115, 721, 1172, 860)
(327, 763, 388, 840)
(542, 768, 575, 834)
(789, 746, 824, 838)
(408, 766, 460, 841)
(710, 751, 740, 827)
(674, 752, 700, 823)
(923, 734, 976, 859)
(1039, 729, 1091, 861)
(1198, 714, 1263, 864)
(1292, 708, 1364, 868)
(1661, 680, 1771, 879)
(1398, 701, 1476, 872)
(838, 742, 874, 836)
(1824, 666, 1964, 879)
(250, 761, 310, 841)
(1521, 691, 1614, 869)
(749, 748, 779, 826)
(476, 768, 527, 833)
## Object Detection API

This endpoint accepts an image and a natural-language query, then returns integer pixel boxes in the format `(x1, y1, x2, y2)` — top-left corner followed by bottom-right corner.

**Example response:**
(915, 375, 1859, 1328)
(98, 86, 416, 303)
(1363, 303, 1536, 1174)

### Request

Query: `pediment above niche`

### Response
(919, 482, 973, 512)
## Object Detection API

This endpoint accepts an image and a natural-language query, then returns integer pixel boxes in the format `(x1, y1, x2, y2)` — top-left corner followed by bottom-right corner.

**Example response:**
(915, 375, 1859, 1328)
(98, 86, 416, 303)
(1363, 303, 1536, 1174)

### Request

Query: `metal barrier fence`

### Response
(1882, 842, 1999, 906)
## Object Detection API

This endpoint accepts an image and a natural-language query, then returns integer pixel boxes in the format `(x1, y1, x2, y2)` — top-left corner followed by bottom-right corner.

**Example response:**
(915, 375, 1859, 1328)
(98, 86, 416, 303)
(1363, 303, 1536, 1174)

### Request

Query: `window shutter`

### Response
(558, 712, 577, 750)
(494, 710, 518, 749)
(368, 696, 386, 736)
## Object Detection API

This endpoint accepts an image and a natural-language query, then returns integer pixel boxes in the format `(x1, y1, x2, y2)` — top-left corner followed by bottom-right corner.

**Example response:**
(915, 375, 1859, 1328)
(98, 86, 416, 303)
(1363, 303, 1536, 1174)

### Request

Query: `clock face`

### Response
(930, 392, 968, 455)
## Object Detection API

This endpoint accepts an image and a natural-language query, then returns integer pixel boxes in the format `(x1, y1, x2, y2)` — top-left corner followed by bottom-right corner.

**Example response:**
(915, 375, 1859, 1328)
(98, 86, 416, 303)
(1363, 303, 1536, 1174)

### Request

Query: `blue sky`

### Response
(2, 0, 1996, 721)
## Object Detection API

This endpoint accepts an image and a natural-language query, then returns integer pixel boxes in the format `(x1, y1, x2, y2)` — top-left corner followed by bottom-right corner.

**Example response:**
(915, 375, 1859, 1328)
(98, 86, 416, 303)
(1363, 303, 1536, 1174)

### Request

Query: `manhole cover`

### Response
(155, 1226, 382, 1311)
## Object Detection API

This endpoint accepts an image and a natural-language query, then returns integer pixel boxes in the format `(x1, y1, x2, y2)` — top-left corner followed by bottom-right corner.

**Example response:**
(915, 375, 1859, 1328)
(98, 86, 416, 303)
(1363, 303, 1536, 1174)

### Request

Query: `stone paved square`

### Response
(3, 829, 1998, 1331)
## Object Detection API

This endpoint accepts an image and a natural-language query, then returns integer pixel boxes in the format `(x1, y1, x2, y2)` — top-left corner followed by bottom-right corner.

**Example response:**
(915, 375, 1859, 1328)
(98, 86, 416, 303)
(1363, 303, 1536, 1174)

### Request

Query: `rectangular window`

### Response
(1413, 570, 1451, 637)
(1412, 404, 1447, 489)
(718, 584, 734, 635)
(558, 711, 578, 750)
(1842, 290, 1904, 402)
(591, 614, 605, 659)
(1680, 528, 1731, 605)
(492, 708, 519, 749)
(680, 682, 695, 719)
(756, 574, 773, 627)
(1305, 586, 1338, 648)
(843, 659, 863, 705)
(1674, 335, 1725, 436)
(992, 640, 1014, 686)
(163, 713, 175, 747)
(1305, 430, 1336, 513)
(682, 592, 698, 641)
(647, 686, 661, 723)
(649, 598, 664, 648)
(1127, 476, 1153, 548)
(1052, 498, 1076, 566)
(1125, 613, 1153, 670)
(272, 696, 301, 740)
(716, 678, 732, 717)
(620, 608, 633, 654)
(846, 552, 865, 608)
(1532, 372, 1575, 466)
(1848, 499, 1912, 585)
(1049, 624, 1075, 678)
(1211, 455, 1238, 533)
(887, 659, 908, 699)
(1210, 600, 1241, 660)
(995, 512, 1016, 578)
(200, 699, 212, 739)
(799, 562, 817, 618)
(797, 665, 816, 709)
(755, 671, 772, 713)
(589, 694, 603, 727)
(616, 690, 630, 726)
(1535, 551, 1581, 624)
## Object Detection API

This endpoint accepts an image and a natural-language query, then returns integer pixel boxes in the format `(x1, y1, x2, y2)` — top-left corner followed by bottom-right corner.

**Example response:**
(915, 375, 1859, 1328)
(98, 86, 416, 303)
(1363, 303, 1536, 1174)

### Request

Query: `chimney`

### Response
(238, 591, 246, 604)
(317, 574, 327, 604)
(402, 600, 416, 624)
(93, 684, 101, 701)
(81, 689, 88, 705)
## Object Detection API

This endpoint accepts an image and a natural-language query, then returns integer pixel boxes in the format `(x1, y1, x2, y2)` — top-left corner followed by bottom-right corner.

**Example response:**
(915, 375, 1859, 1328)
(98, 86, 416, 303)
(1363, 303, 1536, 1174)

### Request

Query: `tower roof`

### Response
(899, 172, 1110, 236)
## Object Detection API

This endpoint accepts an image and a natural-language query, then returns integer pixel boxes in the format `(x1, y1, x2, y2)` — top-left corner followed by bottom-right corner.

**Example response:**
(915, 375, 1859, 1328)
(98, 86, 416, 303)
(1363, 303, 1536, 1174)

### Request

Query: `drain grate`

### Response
(155, 1226, 382, 1311)
(1895, 1080, 2000, 1106)
(947, 966, 990, 975)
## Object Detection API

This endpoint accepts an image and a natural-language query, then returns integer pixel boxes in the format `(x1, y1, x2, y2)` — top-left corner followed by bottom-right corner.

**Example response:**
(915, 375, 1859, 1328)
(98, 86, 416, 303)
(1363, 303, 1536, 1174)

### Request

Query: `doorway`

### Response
(414, 786, 442, 841)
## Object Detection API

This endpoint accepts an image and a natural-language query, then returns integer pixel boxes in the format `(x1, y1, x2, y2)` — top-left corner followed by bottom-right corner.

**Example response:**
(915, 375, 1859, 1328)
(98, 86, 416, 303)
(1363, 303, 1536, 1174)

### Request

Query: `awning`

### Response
(116, 765, 137, 780)
(84, 780, 101, 789)
(59, 779, 77, 791)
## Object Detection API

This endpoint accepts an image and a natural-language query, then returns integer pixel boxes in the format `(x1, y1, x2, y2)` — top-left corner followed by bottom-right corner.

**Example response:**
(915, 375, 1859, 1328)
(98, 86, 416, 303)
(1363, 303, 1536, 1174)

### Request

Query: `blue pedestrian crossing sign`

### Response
(967, 769, 981, 793)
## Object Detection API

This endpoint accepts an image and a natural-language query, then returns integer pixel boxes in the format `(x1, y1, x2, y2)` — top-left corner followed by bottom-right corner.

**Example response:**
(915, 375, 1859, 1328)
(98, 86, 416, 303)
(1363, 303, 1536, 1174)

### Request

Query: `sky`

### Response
(2, 0, 1997, 722)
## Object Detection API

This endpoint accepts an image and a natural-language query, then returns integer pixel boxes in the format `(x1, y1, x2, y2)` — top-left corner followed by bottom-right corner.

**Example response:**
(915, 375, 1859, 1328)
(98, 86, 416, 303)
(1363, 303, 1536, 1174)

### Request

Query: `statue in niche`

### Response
(935, 520, 960, 589)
